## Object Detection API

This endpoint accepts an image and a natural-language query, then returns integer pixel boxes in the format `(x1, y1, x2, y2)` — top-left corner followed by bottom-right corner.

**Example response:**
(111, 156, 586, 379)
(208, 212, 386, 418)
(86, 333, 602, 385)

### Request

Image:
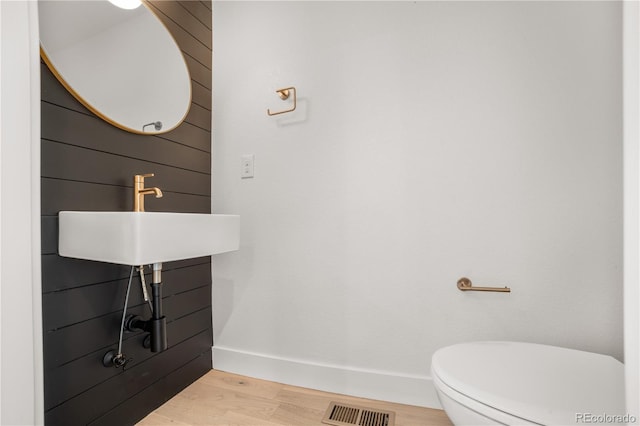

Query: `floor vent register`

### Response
(322, 401, 396, 426)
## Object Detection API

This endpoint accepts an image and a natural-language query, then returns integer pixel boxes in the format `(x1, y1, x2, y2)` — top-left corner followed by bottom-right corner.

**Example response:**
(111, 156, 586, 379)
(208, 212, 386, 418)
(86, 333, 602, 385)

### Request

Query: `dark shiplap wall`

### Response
(40, 2, 213, 424)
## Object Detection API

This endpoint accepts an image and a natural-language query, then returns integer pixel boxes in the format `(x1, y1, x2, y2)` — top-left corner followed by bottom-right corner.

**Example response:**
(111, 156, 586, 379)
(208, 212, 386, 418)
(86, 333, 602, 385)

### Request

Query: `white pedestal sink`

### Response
(58, 211, 239, 265)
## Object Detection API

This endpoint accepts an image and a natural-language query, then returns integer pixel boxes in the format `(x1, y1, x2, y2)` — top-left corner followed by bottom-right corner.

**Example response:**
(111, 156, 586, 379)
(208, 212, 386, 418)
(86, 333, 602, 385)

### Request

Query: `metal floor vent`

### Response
(322, 401, 396, 426)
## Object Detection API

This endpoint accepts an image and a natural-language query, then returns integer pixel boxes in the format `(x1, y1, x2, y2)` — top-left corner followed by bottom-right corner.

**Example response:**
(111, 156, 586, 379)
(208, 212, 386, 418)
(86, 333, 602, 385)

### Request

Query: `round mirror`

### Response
(39, 1, 191, 134)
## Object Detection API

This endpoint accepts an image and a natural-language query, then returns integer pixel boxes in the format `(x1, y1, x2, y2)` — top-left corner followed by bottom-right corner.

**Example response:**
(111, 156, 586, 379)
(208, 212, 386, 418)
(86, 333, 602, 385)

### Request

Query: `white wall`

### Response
(624, 1, 640, 421)
(0, 1, 43, 424)
(212, 1, 623, 407)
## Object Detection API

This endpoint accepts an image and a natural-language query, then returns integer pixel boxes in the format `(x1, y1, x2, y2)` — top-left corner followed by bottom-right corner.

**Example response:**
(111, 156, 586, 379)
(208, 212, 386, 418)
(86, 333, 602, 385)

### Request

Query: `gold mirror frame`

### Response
(39, 0, 192, 135)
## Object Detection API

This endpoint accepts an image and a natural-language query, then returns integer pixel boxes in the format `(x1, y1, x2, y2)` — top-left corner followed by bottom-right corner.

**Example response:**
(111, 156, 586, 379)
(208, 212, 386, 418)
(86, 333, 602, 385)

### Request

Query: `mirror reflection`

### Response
(39, 1, 191, 134)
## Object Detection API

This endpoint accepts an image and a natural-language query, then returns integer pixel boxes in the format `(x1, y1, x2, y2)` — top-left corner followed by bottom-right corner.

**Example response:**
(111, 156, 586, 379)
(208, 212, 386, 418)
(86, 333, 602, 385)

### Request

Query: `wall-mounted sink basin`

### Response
(59, 211, 239, 265)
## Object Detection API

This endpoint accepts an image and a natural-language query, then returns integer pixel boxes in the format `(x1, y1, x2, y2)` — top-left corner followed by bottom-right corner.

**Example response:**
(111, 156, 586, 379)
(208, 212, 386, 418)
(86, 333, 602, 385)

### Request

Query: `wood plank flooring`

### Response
(137, 370, 453, 426)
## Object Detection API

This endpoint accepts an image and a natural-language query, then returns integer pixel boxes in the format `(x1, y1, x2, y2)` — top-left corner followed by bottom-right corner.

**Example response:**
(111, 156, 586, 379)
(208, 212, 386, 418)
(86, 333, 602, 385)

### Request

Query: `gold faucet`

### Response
(134, 173, 163, 212)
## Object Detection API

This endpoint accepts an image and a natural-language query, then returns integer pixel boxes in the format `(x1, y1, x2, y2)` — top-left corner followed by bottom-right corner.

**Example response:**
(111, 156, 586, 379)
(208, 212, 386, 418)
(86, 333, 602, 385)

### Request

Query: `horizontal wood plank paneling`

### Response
(180, 1, 212, 30)
(191, 80, 212, 111)
(146, 4, 211, 70)
(41, 216, 58, 255)
(184, 55, 212, 90)
(158, 118, 211, 153)
(44, 304, 148, 372)
(42, 254, 211, 293)
(43, 280, 211, 368)
(41, 179, 210, 216)
(164, 285, 211, 320)
(42, 255, 132, 293)
(42, 179, 128, 214)
(90, 350, 213, 426)
(41, 102, 211, 171)
(45, 335, 212, 426)
(147, 1, 212, 50)
(43, 263, 212, 330)
(45, 308, 212, 410)
(41, 2, 213, 424)
(42, 141, 210, 195)
(184, 102, 212, 131)
(143, 190, 211, 212)
(40, 63, 92, 116)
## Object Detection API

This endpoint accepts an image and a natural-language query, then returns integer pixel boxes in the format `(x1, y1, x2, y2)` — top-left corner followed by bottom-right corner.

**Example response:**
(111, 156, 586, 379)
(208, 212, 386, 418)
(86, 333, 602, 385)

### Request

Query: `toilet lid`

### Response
(431, 341, 625, 425)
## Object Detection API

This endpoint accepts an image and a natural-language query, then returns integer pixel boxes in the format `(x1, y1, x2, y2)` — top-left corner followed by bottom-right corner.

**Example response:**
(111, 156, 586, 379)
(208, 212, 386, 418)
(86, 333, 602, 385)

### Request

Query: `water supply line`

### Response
(102, 266, 135, 368)
(138, 265, 153, 312)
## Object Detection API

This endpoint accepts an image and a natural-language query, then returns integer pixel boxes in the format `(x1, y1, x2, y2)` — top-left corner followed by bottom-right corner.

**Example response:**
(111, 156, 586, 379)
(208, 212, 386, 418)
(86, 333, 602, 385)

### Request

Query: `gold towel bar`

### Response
(457, 277, 511, 293)
(267, 87, 297, 116)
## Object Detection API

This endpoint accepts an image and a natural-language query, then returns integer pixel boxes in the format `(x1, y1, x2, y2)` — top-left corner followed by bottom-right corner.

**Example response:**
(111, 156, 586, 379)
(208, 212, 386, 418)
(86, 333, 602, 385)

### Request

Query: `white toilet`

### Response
(431, 341, 626, 425)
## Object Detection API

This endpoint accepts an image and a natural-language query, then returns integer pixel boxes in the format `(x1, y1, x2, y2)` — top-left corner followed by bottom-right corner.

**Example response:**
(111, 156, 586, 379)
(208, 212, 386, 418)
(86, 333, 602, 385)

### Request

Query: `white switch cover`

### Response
(241, 154, 254, 178)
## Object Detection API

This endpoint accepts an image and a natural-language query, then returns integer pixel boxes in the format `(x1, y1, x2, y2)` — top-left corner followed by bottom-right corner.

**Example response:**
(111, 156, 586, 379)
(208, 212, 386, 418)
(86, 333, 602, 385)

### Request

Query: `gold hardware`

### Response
(277, 89, 290, 100)
(267, 86, 297, 116)
(457, 277, 511, 293)
(134, 173, 163, 212)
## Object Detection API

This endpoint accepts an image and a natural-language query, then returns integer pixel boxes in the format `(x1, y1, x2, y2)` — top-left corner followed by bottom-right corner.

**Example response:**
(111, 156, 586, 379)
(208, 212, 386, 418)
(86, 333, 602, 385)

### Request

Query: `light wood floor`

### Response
(137, 369, 453, 426)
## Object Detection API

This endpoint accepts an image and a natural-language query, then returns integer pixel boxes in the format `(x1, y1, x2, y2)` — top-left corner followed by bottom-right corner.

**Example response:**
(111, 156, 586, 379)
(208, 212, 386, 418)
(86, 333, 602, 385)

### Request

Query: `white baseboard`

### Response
(212, 346, 442, 409)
